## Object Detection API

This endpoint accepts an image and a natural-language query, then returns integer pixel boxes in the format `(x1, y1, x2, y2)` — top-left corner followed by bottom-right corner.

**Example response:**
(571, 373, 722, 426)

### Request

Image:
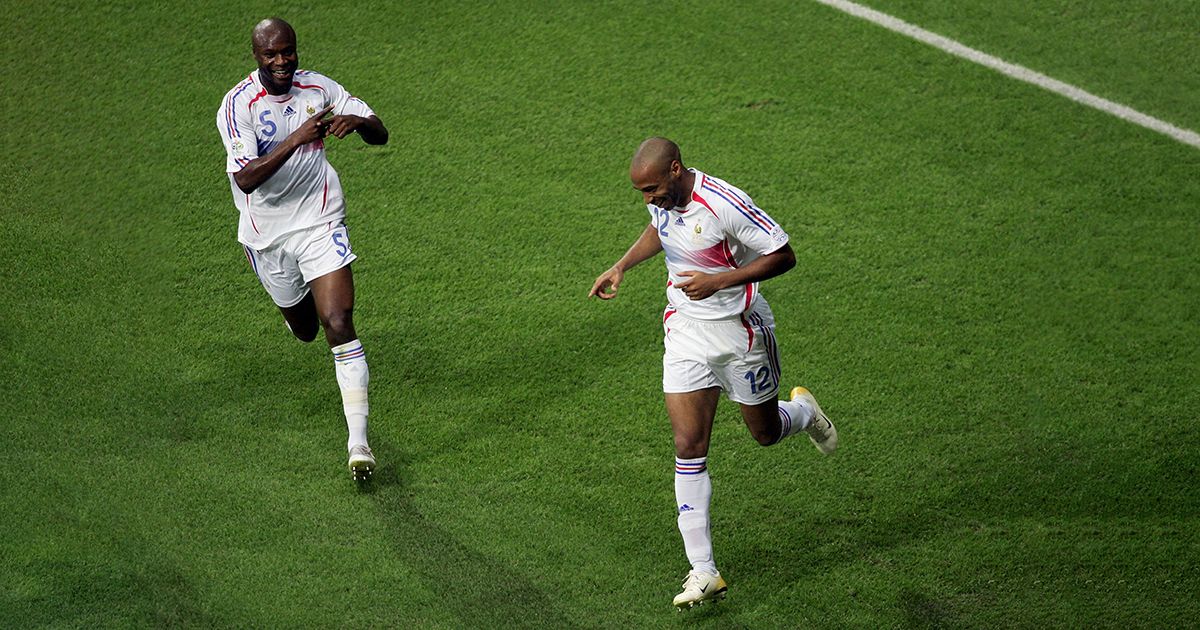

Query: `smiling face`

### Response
(631, 159, 686, 210)
(630, 137, 692, 210)
(252, 19, 298, 95)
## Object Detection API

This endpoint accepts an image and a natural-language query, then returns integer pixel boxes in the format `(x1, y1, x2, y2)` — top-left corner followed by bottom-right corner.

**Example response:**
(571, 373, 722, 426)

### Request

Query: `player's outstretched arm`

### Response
(326, 114, 388, 144)
(233, 105, 334, 193)
(676, 243, 797, 301)
(589, 223, 662, 300)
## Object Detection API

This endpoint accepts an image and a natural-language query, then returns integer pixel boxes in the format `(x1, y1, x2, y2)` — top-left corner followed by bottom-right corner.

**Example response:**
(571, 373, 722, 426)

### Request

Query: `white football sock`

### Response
(777, 398, 815, 441)
(331, 339, 369, 450)
(675, 457, 717, 575)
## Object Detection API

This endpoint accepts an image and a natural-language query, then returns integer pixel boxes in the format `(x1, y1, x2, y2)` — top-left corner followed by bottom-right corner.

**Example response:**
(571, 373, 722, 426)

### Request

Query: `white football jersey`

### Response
(650, 169, 790, 321)
(217, 69, 375, 249)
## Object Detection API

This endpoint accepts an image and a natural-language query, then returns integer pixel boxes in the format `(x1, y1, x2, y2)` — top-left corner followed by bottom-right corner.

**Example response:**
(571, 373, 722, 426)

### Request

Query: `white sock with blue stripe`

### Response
(332, 339, 369, 450)
(777, 399, 813, 441)
(675, 457, 717, 575)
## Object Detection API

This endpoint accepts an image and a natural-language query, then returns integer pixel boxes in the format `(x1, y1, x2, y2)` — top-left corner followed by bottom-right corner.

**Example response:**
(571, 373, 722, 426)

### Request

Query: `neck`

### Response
(680, 169, 696, 201)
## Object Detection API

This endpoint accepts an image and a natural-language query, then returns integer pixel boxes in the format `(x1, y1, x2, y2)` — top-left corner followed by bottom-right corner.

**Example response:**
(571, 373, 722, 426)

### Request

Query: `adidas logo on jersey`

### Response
(283, 105, 297, 117)
(675, 217, 686, 226)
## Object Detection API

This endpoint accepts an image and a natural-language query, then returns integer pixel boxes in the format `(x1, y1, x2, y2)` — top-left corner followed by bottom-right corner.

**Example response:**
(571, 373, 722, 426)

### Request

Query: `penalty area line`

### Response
(813, 0, 1200, 149)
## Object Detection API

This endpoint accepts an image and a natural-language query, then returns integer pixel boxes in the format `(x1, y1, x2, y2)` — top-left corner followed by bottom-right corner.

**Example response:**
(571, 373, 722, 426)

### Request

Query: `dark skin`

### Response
(234, 18, 389, 347)
(589, 137, 797, 457)
(234, 18, 388, 195)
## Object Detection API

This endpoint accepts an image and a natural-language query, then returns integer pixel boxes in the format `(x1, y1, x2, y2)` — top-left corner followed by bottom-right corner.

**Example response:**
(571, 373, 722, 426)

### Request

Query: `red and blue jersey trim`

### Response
(691, 191, 718, 218)
(245, 88, 268, 111)
(225, 76, 255, 140)
(700, 175, 774, 233)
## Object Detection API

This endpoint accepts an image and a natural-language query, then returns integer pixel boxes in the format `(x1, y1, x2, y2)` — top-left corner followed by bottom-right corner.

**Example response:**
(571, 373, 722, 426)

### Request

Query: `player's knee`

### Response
(673, 435, 709, 460)
(320, 309, 355, 341)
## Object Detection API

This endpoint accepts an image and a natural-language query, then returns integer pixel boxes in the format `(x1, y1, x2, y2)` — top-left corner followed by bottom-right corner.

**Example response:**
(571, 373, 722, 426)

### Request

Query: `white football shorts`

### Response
(242, 222, 358, 308)
(662, 298, 782, 405)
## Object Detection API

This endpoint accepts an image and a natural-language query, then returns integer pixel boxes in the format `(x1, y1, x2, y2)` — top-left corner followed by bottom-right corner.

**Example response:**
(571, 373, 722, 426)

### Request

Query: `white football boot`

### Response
(791, 387, 838, 455)
(672, 570, 728, 610)
(348, 444, 376, 481)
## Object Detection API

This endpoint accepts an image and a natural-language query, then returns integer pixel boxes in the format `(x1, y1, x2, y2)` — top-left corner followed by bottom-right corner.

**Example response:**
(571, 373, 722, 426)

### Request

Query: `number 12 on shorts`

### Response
(744, 366, 773, 394)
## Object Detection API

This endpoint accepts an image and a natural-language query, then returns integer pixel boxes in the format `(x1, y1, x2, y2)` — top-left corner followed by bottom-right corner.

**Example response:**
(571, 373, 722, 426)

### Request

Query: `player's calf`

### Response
(280, 294, 320, 342)
(749, 422, 782, 446)
(284, 318, 319, 342)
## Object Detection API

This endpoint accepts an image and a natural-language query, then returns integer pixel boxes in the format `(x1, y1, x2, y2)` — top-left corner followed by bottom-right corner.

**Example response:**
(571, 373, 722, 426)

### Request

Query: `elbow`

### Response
(233, 173, 256, 194)
(366, 117, 389, 145)
(779, 248, 797, 273)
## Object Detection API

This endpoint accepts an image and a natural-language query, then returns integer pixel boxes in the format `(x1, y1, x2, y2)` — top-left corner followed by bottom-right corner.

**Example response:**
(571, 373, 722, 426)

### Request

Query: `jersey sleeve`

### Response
(718, 189, 789, 255)
(323, 75, 376, 119)
(217, 92, 258, 173)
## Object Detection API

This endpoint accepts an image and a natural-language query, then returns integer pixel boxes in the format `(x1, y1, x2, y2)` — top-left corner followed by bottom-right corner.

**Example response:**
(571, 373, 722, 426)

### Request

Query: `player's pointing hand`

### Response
(326, 114, 364, 139)
(312, 104, 335, 120)
(589, 266, 624, 300)
(291, 104, 335, 146)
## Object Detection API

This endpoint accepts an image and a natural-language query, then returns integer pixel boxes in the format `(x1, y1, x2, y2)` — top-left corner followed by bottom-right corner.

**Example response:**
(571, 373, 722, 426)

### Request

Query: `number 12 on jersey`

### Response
(655, 208, 670, 237)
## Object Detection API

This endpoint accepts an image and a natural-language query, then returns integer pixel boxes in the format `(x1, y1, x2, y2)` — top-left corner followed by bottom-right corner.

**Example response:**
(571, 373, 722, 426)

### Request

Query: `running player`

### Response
(589, 137, 838, 609)
(216, 18, 389, 481)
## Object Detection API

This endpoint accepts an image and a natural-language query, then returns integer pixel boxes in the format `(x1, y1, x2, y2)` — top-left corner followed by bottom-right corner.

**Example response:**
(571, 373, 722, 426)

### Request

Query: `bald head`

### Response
(251, 18, 299, 95)
(631, 137, 683, 179)
(252, 18, 295, 50)
(630, 137, 694, 210)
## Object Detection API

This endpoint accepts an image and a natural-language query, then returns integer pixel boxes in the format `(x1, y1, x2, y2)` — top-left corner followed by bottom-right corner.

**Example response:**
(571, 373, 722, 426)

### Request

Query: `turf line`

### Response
(814, 0, 1200, 149)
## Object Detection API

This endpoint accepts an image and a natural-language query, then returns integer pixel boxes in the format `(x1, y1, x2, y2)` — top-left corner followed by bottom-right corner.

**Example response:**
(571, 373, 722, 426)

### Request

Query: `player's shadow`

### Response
(364, 438, 580, 629)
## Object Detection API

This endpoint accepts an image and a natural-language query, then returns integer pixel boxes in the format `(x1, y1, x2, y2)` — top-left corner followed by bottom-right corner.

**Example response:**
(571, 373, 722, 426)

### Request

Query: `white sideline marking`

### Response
(814, 0, 1200, 149)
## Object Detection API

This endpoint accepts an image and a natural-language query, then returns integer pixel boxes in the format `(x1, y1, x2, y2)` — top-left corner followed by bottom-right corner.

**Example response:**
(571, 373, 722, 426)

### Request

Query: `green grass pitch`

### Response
(2, 0, 1197, 626)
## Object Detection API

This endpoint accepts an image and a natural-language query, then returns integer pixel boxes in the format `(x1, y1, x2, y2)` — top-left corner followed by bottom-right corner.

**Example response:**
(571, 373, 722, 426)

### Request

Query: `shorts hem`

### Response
(726, 388, 780, 406)
(663, 384, 722, 394)
(272, 287, 311, 309)
(303, 252, 358, 283)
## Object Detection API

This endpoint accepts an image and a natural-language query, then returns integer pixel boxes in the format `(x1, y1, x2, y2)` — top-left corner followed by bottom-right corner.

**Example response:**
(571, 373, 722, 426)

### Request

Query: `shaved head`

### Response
(631, 136, 683, 179)
(251, 18, 299, 95)
(630, 137, 694, 210)
(252, 18, 295, 50)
